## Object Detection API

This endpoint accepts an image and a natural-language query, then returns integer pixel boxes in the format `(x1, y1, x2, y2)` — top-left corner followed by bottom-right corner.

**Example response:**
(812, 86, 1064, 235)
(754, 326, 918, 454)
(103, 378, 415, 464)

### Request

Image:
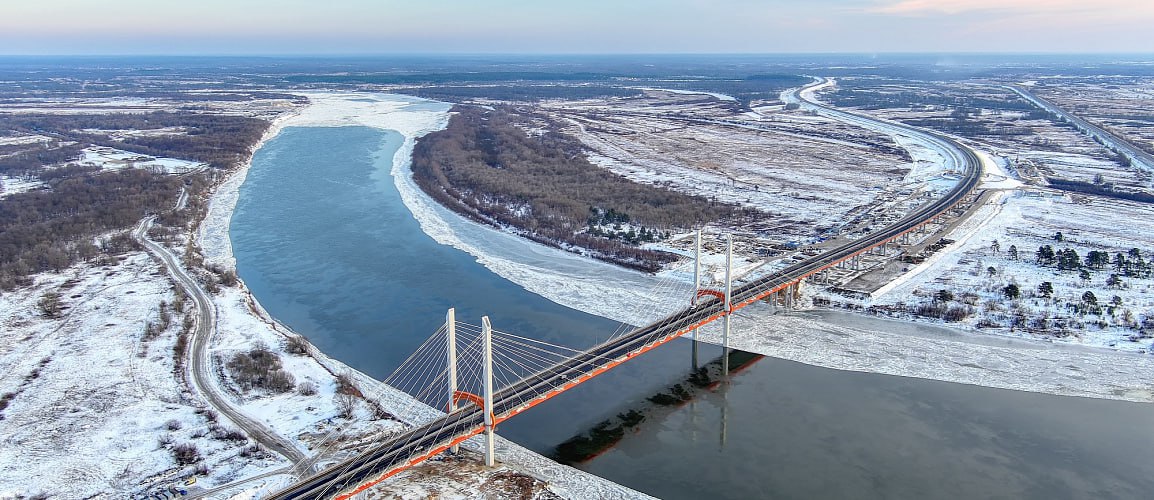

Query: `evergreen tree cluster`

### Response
(1034, 244, 1152, 278)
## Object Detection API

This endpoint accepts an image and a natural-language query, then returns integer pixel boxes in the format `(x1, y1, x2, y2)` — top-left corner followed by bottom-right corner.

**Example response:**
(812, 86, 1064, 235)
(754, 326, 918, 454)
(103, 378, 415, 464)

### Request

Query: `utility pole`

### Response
(692, 229, 701, 370)
(723, 234, 732, 376)
(446, 308, 459, 454)
(482, 316, 495, 467)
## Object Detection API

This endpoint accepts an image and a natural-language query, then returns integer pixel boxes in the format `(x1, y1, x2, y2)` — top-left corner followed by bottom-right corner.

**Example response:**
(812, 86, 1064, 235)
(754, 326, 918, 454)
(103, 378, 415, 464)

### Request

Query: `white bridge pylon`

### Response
(383, 232, 745, 468)
(386, 308, 649, 468)
(692, 229, 735, 375)
(443, 308, 496, 466)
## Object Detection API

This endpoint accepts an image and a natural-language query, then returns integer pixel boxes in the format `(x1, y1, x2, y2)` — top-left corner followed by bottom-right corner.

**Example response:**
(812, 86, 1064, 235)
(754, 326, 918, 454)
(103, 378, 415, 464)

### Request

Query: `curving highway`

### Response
(269, 78, 985, 500)
(134, 217, 311, 478)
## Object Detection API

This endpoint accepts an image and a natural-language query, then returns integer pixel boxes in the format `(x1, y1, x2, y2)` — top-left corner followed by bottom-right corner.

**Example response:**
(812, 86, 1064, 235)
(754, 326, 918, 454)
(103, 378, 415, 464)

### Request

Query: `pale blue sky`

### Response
(2, 0, 1151, 54)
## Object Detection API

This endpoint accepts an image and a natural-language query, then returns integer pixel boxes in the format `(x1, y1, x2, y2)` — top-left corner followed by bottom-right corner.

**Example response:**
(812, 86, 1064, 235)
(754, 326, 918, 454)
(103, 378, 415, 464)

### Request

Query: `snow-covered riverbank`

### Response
(200, 92, 653, 499)
(342, 92, 1153, 404)
(190, 88, 1153, 497)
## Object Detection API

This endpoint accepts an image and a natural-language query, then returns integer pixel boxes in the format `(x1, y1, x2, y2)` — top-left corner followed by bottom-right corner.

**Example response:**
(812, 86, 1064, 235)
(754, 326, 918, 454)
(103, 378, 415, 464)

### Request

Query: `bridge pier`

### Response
(722, 234, 732, 376)
(482, 316, 495, 467)
(446, 308, 459, 455)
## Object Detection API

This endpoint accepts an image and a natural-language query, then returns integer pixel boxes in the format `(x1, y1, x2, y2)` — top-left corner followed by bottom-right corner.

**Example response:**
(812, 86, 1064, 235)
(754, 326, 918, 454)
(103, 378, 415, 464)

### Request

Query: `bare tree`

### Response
(335, 392, 358, 419)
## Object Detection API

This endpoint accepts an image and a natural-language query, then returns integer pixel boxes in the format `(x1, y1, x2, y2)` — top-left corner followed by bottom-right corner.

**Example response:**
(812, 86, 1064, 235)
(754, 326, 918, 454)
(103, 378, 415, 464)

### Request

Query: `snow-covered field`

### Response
(0, 254, 286, 499)
(538, 90, 915, 241)
(873, 191, 1154, 352)
(0, 175, 44, 198)
(79, 146, 206, 174)
(828, 79, 1145, 193)
(1028, 78, 1154, 172)
(0, 95, 300, 121)
(808, 78, 1154, 354)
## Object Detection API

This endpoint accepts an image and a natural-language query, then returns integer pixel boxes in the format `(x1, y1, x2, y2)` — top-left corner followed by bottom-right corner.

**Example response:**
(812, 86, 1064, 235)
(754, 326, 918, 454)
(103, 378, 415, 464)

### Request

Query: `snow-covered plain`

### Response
(811, 78, 1154, 354)
(540, 90, 914, 242)
(834, 80, 1146, 193)
(1024, 80, 1154, 176)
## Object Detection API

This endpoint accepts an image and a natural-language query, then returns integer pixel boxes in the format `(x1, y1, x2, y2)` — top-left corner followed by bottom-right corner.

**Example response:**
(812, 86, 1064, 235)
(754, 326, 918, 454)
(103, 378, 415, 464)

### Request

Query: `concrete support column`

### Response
(722, 234, 732, 376)
(482, 316, 495, 467)
(446, 308, 459, 454)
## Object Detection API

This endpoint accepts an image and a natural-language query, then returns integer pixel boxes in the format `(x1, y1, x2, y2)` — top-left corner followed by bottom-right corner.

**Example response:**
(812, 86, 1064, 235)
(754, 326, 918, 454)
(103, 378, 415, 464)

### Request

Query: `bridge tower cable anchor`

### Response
(482, 316, 496, 467)
(446, 308, 459, 454)
(723, 233, 732, 376)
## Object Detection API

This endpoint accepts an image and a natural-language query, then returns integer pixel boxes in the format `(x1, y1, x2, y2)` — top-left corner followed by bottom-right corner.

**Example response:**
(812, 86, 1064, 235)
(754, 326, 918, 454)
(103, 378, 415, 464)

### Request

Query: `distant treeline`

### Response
(1046, 177, 1154, 203)
(410, 106, 753, 272)
(0, 111, 268, 169)
(286, 71, 619, 85)
(399, 75, 810, 107)
(285, 70, 808, 107)
(827, 88, 1042, 113)
(400, 85, 644, 103)
(648, 74, 811, 107)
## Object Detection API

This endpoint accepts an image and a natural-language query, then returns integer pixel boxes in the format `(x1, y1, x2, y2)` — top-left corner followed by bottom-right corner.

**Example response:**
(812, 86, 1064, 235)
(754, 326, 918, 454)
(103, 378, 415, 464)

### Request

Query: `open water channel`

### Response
(232, 125, 1154, 499)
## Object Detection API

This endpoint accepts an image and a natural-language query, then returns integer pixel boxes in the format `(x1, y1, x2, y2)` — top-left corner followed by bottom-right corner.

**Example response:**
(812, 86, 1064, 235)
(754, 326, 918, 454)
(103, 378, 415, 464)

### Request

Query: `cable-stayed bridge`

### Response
(269, 86, 985, 499)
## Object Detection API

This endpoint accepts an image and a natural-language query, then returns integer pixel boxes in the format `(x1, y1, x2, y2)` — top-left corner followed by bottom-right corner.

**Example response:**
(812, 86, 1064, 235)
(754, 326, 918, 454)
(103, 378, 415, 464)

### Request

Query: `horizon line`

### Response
(3, 51, 1154, 58)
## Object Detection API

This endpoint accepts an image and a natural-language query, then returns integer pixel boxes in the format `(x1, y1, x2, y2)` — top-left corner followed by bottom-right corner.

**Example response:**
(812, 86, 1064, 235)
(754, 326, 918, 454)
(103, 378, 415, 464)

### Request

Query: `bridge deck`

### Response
(268, 85, 984, 500)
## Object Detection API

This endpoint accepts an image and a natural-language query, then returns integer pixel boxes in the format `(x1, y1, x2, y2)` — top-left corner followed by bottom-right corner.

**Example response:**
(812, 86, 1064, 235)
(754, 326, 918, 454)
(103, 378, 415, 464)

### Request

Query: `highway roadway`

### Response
(1007, 85, 1154, 174)
(269, 80, 985, 500)
(134, 217, 311, 478)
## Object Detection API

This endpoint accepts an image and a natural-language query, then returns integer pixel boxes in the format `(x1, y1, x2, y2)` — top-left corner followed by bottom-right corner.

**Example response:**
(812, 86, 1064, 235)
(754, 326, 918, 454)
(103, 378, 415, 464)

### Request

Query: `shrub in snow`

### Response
(286, 335, 310, 355)
(37, 292, 63, 319)
(297, 381, 318, 396)
(209, 424, 247, 442)
(171, 442, 201, 465)
(227, 346, 296, 393)
(335, 372, 362, 397)
(195, 408, 217, 424)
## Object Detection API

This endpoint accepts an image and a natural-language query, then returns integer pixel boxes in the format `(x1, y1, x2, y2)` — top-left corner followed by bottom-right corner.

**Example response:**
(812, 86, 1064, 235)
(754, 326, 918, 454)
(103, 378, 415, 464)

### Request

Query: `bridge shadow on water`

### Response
(552, 346, 763, 464)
